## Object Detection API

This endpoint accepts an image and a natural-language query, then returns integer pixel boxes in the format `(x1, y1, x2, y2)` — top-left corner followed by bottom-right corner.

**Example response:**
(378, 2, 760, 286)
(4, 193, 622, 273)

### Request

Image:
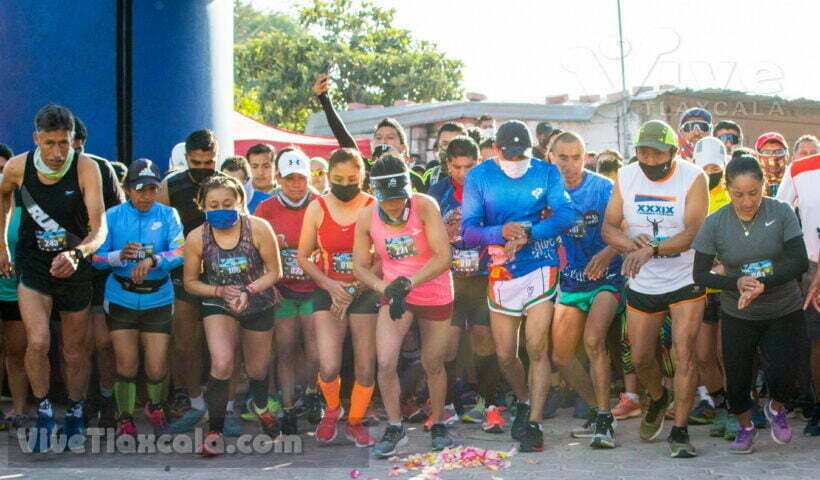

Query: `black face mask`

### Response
(330, 182, 360, 202)
(188, 168, 215, 184)
(708, 171, 723, 190)
(639, 159, 673, 181)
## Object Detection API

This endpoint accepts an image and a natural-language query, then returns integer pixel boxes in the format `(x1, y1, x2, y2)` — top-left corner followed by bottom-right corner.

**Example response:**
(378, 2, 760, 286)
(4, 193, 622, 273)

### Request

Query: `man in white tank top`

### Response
(603, 120, 709, 458)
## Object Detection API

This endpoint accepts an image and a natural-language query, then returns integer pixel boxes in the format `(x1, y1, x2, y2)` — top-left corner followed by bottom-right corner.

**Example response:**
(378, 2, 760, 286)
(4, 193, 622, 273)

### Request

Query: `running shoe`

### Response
(116, 418, 137, 437)
(315, 406, 344, 443)
(542, 386, 562, 420)
(144, 403, 168, 434)
(423, 404, 458, 431)
(168, 407, 206, 434)
(373, 424, 408, 458)
(511, 402, 531, 441)
(482, 405, 505, 434)
(590, 413, 617, 449)
(401, 396, 426, 423)
(804, 404, 820, 437)
(303, 390, 324, 425)
(98, 395, 117, 429)
(30, 410, 55, 453)
(167, 388, 190, 422)
(281, 407, 299, 435)
(724, 413, 739, 441)
(612, 393, 642, 420)
(430, 423, 457, 451)
(460, 396, 485, 424)
(224, 410, 242, 437)
(640, 388, 669, 441)
(571, 410, 598, 438)
(242, 395, 282, 422)
(729, 426, 757, 454)
(668, 427, 697, 458)
(198, 431, 224, 457)
(518, 421, 544, 452)
(764, 400, 792, 444)
(255, 404, 282, 438)
(62, 407, 86, 440)
(688, 399, 715, 425)
(10, 414, 30, 430)
(345, 423, 376, 447)
(709, 408, 728, 438)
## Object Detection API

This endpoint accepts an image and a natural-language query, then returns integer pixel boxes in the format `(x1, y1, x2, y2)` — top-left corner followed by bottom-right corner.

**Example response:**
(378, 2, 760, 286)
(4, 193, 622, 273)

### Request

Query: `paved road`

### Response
(0, 407, 817, 479)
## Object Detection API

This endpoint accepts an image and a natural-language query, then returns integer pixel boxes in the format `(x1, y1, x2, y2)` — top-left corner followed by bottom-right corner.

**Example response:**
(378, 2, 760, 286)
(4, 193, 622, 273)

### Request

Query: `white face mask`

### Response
(498, 158, 531, 179)
(482, 128, 496, 138)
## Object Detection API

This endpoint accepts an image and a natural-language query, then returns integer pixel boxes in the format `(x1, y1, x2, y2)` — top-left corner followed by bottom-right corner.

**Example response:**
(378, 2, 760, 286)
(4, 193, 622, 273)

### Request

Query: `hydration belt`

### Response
(114, 275, 169, 294)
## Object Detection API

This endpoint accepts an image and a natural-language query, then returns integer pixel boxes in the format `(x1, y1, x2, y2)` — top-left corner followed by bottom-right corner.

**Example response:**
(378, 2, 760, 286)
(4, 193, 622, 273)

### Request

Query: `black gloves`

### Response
(385, 276, 412, 320)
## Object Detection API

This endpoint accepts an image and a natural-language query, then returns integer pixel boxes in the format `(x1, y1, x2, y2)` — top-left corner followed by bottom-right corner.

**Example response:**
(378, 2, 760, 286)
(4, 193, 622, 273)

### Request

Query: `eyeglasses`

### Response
(310, 170, 327, 177)
(719, 133, 740, 146)
(757, 148, 787, 158)
(680, 121, 711, 133)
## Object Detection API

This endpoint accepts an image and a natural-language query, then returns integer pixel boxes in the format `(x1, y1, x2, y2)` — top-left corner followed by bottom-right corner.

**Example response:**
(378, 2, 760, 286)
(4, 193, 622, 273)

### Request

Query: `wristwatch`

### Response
(646, 239, 660, 257)
(71, 248, 84, 263)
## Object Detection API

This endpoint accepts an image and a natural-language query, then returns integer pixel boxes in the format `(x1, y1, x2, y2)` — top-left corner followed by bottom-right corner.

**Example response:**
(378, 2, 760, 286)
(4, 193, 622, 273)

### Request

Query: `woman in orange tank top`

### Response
(296, 148, 379, 448)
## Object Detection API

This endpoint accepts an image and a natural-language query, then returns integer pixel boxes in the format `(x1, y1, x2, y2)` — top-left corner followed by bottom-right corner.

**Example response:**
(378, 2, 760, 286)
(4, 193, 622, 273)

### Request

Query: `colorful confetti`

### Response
(350, 469, 361, 479)
(384, 446, 516, 479)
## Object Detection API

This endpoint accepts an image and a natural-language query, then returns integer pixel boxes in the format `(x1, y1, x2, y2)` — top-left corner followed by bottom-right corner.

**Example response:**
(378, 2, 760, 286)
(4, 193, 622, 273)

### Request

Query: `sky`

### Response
(249, 0, 820, 103)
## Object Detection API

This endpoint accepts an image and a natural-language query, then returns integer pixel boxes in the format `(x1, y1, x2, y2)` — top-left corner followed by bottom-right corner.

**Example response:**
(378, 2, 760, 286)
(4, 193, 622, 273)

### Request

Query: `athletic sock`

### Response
(624, 392, 639, 402)
(146, 376, 166, 408)
(474, 354, 501, 406)
(317, 375, 341, 410)
(205, 376, 230, 433)
(249, 378, 269, 411)
(348, 382, 374, 425)
(114, 376, 136, 418)
(36, 397, 53, 417)
(190, 394, 206, 411)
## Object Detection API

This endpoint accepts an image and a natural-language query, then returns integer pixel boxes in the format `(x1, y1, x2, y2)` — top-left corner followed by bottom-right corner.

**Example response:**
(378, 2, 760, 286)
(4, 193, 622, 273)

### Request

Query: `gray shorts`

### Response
(802, 261, 820, 340)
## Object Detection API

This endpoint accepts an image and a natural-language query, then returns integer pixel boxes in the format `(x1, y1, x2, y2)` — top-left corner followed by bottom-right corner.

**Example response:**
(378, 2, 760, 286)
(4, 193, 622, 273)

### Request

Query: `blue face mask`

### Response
(206, 209, 239, 230)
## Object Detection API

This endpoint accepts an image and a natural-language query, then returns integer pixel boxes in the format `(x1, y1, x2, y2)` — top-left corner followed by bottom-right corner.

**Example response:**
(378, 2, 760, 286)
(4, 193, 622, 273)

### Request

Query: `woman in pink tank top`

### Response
(352, 156, 456, 455)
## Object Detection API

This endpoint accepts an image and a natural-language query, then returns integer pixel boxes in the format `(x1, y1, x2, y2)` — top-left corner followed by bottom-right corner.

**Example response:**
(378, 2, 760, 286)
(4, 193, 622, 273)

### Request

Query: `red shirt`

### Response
(316, 195, 373, 282)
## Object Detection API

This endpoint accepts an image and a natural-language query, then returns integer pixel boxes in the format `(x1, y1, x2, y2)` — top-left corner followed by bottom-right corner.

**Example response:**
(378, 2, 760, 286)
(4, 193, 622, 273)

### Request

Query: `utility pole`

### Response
(616, 0, 631, 157)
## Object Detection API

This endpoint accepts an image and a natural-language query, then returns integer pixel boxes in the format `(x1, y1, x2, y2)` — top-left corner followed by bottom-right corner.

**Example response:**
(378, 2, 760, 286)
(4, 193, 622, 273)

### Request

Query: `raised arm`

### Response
(313, 74, 358, 150)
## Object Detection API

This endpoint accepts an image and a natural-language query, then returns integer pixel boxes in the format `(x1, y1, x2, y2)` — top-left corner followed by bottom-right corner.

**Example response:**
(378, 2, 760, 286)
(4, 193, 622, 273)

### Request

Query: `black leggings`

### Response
(721, 309, 803, 415)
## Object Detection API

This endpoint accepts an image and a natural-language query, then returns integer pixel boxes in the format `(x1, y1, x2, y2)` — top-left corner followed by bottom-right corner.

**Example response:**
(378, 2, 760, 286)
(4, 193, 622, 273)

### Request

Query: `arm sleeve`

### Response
(155, 209, 185, 273)
(530, 168, 578, 240)
(460, 171, 504, 247)
(759, 235, 809, 289)
(317, 93, 358, 150)
(693, 250, 740, 291)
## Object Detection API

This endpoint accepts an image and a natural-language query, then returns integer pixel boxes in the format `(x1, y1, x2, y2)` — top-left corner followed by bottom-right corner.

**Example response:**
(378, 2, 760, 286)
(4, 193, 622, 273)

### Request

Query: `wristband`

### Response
(149, 255, 158, 268)
(72, 248, 84, 263)
(242, 283, 256, 295)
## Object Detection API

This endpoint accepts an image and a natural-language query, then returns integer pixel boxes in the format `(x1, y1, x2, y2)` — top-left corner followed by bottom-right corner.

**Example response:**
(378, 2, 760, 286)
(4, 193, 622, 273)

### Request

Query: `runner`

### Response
(353, 155, 456, 456)
(423, 122, 468, 187)
(461, 120, 577, 452)
(221, 155, 272, 213)
(776, 152, 820, 435)
(253, 148, 321, 433)
(754, 132, 789, 197)
(0, 104, 107, 451)
(677, 108, 712, 160)
(549, 131, 624, 449)
(792, 135, 819, 161)
(246, 143, 277, 195)
(692, 155, 809, 453)
(603, 119, 709, 458)
(712, 120, 743, 152)
(296, 147, 380, 447)
(689, 137, 731, 430)
(427, 136, 503, 433)
(91, 159, 184, 436)
(310, 157, 330, 195)
(183, 175, 283, 455)
(158, 130, 225, 433)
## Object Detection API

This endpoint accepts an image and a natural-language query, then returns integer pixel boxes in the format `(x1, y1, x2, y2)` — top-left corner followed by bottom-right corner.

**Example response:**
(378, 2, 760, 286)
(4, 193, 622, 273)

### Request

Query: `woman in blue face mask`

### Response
(183, 175, 283, 456)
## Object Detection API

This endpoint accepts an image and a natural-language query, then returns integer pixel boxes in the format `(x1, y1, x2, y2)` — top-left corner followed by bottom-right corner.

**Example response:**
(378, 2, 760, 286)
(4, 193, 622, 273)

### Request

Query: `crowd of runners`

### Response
(0, 74, 818, 459)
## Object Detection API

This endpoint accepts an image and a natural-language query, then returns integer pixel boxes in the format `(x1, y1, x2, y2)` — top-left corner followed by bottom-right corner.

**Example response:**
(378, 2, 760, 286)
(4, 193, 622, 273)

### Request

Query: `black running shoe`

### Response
(519, 421, 544, 452)
(282, 408, 299, 435)
(511, 402, 531, 441)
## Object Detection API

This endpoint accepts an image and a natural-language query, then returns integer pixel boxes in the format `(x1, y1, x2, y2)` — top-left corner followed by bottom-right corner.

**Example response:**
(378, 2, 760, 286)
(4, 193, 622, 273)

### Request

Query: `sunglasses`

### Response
(680, 121, 711, 133)
(719, 133, 740, 146)
(758, 148, 787, 158)
(310, 170, 327, 177)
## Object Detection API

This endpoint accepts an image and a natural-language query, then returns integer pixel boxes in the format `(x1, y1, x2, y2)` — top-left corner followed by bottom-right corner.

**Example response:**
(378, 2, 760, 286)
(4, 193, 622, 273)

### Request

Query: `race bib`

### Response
(217, 256, 249, 280)
(741, 260, 773, 278)
(332, 252, 353, 275)
(132, 243, 155, 260)
(36, 229, 67, 252)
(281, 249, 307, 280)
(385, 236, 417, 260)
(452, 247, 480, 274)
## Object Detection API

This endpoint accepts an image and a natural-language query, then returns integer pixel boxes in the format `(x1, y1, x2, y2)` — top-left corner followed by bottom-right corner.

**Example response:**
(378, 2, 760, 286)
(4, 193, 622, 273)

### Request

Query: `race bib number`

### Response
(741, 260, 773, 278)
(332, 252, 353, 275)
(36, 229, 67, 252)
(452, 247, 480, 274)
(132, 243, 155, 261)
(385, 236, 417, 260)
(281, 249, 307, 280)
(217, 256, 249, 279)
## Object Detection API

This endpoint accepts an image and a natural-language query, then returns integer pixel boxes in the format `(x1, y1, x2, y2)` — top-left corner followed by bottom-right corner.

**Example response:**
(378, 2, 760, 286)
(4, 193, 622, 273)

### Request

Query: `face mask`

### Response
(378, 204, 410, 226)
(206, 209, 239, 230)
(482, 128, 495, 138)
(330, 182, 360, 202)
(277, 190, 310, 210)
(707, 172, 723, 190)
(498, 158, 531, 179)
(639, 159, 673, 181)
(188, 168, 215, 184)
(34, 147, 75, 179)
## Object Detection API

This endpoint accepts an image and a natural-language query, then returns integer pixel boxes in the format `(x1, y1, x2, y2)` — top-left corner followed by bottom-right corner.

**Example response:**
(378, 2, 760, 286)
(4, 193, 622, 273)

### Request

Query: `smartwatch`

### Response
(646, 239, 660, 257)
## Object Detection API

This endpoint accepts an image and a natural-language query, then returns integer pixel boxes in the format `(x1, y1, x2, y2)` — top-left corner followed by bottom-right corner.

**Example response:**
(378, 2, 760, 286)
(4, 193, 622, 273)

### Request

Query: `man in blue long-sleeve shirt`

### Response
(461, 120, 577, 452)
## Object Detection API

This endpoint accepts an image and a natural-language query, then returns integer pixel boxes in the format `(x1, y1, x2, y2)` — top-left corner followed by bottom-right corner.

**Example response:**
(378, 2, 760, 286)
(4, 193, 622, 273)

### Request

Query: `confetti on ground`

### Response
(350, 469, 361, 478)
(262, 462, 292, 470)
(382, 446, 516, 479)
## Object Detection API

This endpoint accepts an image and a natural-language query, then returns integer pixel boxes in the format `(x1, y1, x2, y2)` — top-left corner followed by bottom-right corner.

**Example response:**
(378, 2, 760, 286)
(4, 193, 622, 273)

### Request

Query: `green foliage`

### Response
(234, 0, 464, 131)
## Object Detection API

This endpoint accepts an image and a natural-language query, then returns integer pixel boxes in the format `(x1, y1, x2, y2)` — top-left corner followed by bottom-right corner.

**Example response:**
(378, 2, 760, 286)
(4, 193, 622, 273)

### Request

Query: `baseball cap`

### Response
(126, 158, 162, 190)
(692, 137, 728, 169)
(277, 150, 311, 178)
(496, 120, 533, 160)
(536, 121, 554, 136)
(635, 120, 678, 153)
(370, 171, 412, 202)
(679, 107, 713, 126)
(755, 132, 787, 153)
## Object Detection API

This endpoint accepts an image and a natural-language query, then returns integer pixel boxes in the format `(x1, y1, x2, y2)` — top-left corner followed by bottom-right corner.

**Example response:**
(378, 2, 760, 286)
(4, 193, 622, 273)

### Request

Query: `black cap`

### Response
(496, 120, 533, 160)
(536, 121, 554, 136)
(369, 172, 412, 202)
(126, 158, 162, 190)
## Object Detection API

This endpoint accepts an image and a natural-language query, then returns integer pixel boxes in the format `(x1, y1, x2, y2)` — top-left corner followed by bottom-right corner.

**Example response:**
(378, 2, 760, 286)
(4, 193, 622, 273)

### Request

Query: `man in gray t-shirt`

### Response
(692, 197, 803, 320)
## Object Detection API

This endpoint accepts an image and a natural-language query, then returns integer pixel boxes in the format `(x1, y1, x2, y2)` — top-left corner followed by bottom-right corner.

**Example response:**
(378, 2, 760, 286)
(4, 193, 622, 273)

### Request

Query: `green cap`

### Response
(635, 120, 677, 152)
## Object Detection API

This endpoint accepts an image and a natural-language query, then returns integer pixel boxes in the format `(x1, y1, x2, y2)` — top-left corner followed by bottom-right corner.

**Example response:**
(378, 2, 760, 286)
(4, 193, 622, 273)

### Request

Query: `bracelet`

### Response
(243, 283, 257, 295)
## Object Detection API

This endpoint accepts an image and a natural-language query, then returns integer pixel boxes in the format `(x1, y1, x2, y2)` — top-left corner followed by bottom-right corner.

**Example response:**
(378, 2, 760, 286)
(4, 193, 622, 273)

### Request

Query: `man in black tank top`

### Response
(0, 104, 107, 451)
(157, 129, 224, 430)
(73, 116, 127, 429)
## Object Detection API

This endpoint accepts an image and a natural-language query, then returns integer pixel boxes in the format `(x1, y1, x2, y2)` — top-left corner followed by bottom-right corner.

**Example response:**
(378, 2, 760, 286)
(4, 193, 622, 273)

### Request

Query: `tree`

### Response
(234, 0, 464, 131)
